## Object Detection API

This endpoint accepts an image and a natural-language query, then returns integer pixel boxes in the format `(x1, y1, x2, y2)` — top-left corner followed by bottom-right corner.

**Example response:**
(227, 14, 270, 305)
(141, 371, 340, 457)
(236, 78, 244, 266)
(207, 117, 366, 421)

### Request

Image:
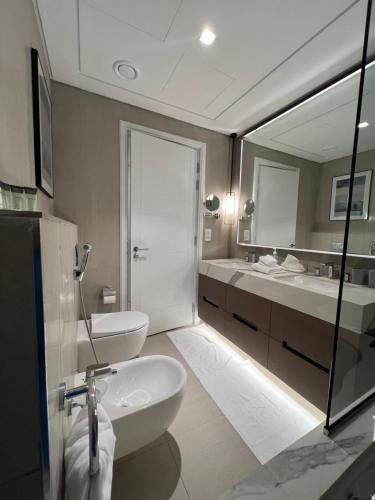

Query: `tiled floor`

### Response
(111, 332, 260, 500)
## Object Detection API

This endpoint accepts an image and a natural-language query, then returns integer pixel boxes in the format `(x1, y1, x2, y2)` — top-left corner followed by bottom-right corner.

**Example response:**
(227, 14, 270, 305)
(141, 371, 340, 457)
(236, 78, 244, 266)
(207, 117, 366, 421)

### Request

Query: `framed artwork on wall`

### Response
(330, 170, 372, 221)
(31, 48, 53, 198)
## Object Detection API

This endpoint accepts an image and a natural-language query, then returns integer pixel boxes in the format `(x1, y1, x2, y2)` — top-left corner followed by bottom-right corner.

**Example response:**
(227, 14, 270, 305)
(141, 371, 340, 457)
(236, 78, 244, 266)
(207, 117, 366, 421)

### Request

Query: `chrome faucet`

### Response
(244, 251, 256, 263)
(369, 240, 375, 256)
(323, 262, 335, 279)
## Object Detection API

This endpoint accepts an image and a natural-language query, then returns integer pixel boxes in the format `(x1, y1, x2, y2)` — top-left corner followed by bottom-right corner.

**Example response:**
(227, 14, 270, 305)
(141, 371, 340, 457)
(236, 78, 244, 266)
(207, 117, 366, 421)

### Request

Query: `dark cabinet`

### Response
(197, 273, 333, 412)
(224, 314, 269, 367)
(268, 338, 329, 411)
(270, 302, 334, 370)
(226, 285, 272, 334)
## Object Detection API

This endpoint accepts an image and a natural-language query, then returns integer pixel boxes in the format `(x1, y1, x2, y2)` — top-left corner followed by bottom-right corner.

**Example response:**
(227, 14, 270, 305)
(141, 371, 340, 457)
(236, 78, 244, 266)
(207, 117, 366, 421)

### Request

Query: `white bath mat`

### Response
(167, 325, 321, 464)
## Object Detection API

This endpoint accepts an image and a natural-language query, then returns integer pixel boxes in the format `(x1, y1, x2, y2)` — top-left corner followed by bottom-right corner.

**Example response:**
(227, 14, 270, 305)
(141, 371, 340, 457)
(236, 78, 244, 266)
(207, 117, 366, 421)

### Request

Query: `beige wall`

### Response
(233, 140, 320, 252)
(52, 82, 231, 314)
(0, 0, 53, 214)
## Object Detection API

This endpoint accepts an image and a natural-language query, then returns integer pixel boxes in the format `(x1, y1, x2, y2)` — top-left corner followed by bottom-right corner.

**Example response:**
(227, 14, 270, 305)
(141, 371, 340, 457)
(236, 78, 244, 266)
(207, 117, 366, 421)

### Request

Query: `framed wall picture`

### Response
(330, 170, 372, 221)
(31, 48, 53, 198)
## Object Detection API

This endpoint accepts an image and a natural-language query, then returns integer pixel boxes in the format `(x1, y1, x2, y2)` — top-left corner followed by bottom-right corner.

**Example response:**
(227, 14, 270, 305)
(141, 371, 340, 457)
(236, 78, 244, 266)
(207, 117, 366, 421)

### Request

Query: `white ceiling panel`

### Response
(79, 0, 184, 95)
(161, 52, 234, 114)
(86, 0, 182, 40)
(35, 0, 367, 133)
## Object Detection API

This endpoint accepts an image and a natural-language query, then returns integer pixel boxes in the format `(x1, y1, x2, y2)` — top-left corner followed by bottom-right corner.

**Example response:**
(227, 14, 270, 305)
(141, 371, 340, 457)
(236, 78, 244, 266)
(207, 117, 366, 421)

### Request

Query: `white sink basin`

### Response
(273, 274, 340, 294)
(98, 355, 186, 459)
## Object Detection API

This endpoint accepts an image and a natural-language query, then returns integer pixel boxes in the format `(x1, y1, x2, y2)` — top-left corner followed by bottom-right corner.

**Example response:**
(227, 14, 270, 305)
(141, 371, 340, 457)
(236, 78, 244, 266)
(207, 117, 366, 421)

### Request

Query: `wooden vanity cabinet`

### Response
(225, 286, 271, 367)
(197, 274, 334, 411)
(198, 274, 227, 333)
(270, 303, 334, 370)
(268, 338, 329, 411)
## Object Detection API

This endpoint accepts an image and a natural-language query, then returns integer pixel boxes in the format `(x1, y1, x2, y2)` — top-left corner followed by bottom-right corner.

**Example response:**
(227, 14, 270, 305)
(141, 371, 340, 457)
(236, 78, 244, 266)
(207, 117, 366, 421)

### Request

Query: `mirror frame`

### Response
(237, 59, 375, 258)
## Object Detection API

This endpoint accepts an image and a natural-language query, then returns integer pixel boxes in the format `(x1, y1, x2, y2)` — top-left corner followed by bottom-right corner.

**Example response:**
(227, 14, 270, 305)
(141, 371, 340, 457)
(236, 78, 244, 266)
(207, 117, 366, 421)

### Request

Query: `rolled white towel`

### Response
(65, 404, 116, 500)
(281, 254, 306, 273)
(251, 262, 286, 275)
(258, 255, 278, 268)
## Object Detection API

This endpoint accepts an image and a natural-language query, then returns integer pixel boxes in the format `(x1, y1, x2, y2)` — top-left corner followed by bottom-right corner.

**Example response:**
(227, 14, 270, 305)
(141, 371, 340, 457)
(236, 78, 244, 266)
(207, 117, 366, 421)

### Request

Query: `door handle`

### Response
(133, 246, 149, 252)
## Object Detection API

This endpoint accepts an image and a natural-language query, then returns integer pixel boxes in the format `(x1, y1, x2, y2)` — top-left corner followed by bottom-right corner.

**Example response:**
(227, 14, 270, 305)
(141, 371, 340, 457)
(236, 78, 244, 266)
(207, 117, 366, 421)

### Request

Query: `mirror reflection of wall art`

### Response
(330, 170, 372, 221)
(31, 48, 53, 198)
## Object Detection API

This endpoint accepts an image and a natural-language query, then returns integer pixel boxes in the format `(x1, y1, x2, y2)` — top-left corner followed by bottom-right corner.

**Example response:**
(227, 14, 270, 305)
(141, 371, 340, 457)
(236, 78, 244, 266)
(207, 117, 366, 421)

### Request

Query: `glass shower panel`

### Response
(327, 0, 375, 427)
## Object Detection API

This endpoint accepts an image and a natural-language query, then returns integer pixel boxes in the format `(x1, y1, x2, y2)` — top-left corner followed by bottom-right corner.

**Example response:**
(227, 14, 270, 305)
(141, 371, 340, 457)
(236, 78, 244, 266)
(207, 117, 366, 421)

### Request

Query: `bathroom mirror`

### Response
(204, 194, 220, 216)
(238, 61, 375, 256)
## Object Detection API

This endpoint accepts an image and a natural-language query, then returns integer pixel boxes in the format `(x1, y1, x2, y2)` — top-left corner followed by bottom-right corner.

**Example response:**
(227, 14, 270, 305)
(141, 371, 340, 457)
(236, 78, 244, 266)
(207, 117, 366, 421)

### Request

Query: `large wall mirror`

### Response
(238, 61, 375, 256)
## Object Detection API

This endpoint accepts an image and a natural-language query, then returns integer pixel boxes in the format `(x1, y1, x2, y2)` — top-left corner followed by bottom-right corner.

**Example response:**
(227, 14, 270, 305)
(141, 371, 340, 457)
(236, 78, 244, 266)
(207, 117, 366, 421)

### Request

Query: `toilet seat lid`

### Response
(91, 311, 149, 338)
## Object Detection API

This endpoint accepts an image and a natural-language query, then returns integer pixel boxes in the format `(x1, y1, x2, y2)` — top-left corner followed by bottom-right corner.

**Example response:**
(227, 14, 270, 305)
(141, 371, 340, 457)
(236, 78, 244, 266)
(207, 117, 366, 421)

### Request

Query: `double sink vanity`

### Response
(198, 259, 375, 411)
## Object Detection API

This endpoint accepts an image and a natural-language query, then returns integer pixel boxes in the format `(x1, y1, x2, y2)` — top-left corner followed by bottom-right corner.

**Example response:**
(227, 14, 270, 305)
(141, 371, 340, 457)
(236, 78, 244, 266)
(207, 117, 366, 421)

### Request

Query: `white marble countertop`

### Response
(200, 259, 375, 333)
(217, 400, 375, 500)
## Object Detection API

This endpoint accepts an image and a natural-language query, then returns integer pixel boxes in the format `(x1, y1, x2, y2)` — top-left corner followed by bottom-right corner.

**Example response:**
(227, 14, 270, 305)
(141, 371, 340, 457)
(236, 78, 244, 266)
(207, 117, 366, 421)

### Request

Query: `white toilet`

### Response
(78, 311, 149, 371)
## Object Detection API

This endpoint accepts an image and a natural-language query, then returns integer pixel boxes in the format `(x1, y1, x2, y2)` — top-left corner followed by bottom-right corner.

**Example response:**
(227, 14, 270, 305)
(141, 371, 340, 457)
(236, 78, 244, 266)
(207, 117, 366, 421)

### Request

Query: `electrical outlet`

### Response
(204, 228, 212, 242)
(244, 229, 250, 241)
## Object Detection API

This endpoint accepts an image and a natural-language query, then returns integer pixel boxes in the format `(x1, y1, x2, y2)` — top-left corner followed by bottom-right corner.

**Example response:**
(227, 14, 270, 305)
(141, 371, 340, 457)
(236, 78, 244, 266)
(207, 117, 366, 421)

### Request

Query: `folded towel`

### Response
(251, 262, 286, 275)
(258, 255, 278, 267)
(65, 404, 116, 500)
(280, 254, 306, 273)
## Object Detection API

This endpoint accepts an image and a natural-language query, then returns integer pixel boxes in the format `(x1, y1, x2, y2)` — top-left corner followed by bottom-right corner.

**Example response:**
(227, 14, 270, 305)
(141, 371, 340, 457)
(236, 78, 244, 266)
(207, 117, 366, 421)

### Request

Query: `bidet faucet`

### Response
(86, 362, 117, 380)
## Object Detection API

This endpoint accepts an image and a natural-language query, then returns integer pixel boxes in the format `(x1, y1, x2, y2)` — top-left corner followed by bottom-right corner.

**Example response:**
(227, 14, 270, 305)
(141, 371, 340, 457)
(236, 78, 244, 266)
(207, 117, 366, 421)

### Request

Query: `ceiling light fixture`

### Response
(113, 60, 139, 81)
(358, 121, 369, 128)
(200, 28, 216, 46)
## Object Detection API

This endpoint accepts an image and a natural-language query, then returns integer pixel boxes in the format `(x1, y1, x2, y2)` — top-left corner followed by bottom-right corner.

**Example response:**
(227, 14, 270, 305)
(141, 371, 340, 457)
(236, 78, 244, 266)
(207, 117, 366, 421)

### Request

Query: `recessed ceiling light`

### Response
(200, 28, 216, 46)
(358, 121, 369, 128)
(113, 60, 139, 80)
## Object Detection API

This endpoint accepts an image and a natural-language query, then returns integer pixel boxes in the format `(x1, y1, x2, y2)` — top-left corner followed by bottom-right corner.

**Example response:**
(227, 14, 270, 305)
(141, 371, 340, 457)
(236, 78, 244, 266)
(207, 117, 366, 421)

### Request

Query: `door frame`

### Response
(119, 121, 206, 325)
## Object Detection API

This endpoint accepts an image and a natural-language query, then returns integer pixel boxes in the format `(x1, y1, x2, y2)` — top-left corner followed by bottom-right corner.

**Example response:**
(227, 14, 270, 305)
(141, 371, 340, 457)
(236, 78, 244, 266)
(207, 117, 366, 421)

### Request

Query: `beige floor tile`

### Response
(167, 382, 223, 438)
(112, 440, 189, 500)
(168, 415, 260, 500)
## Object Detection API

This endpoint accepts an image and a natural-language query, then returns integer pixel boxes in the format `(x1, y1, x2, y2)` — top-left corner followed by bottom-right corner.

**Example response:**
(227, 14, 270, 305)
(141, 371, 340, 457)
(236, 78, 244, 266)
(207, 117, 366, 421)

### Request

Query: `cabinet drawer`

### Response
(198, 274, 227, 310)
(198, 296, 227, 333)
(224, 314, 269, 367)
(270, 303, 334, 370)
(268, 338, 329, 411)
(226, 285, 271, 334)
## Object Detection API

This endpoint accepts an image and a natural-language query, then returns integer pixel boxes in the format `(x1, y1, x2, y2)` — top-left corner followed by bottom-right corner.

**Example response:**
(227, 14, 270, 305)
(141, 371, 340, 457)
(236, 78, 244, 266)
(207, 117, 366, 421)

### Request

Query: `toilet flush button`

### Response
(205, 229, 212, 242)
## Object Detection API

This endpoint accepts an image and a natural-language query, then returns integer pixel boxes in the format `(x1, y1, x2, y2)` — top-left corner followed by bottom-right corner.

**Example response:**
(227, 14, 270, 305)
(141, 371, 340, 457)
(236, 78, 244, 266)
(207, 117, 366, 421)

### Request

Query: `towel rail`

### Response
(59, 362, 117, 477)
(87, 378, 99, 476)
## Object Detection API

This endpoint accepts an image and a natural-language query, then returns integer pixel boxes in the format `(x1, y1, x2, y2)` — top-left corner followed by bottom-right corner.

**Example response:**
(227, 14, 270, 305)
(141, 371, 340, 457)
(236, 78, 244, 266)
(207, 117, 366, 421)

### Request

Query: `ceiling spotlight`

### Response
(358, 121, 369, 128)
(200, 28, 216, 46)
(113, 60, 139, 80)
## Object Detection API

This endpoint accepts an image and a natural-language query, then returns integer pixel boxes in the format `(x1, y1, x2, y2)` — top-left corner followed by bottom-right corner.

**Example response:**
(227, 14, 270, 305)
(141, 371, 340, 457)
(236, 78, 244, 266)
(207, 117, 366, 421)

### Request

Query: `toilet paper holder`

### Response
(103, 286, 116, 304)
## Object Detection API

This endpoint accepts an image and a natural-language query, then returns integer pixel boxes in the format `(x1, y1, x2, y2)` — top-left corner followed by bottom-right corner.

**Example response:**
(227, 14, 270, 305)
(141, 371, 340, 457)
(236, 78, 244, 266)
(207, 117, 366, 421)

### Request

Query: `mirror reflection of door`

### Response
(252, 158, 300, 247)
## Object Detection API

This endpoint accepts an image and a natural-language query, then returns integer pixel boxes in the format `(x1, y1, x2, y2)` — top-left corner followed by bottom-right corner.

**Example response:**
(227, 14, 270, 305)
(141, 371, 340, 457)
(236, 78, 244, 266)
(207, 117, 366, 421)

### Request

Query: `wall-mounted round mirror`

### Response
(244, 199, 255, 216)
(205, 194, 220, 212)
(204, 194, 220, 218)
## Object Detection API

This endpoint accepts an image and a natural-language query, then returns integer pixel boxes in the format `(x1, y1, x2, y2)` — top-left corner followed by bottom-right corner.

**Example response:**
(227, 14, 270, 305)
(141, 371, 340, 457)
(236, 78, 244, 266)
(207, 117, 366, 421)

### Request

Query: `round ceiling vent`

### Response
(113, 60, 139, 81)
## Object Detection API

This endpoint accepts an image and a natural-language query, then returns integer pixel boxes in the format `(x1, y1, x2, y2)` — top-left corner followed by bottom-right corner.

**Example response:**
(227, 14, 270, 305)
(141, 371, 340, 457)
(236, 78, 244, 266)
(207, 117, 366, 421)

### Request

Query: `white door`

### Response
(129, 130, 198, 335)
(252, 158, 300, 247)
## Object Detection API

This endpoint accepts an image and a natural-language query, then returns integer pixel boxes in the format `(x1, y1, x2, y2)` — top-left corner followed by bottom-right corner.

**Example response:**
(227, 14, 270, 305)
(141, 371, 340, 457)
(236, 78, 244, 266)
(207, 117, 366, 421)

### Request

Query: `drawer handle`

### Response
(233, 313, 258, 332)
(282, 341, 329, 373)
(203, 296, 219, 308)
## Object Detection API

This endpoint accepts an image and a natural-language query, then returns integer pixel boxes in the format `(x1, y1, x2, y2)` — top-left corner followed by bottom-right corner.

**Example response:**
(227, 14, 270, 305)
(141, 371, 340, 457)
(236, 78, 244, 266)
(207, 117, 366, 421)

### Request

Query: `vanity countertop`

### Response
(200, 259, 375, 333)
(217, 398, 375, 500)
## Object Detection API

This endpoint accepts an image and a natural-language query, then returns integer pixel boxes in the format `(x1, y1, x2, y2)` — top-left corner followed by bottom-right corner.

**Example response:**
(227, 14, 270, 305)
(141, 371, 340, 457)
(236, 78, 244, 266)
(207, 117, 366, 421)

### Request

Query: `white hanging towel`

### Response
(65, 404, 116, 500)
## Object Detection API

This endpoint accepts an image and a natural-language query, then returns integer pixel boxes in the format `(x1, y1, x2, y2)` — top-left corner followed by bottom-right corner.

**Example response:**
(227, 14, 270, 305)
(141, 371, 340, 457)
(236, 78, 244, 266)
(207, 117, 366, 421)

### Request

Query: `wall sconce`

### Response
(224, 191, 235, 225)
(224, 133, 237, 225)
